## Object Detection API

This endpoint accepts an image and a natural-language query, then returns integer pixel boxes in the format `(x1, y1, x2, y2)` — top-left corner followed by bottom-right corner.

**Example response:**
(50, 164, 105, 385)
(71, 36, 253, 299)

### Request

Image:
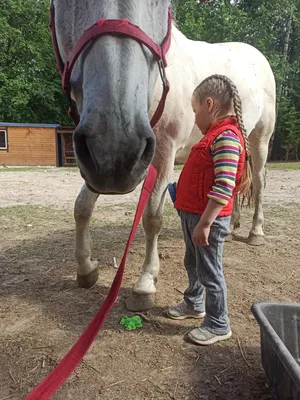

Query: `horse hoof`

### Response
(125, 292, 156, 312)
(225, 234, 234, 242)
(247, 234, 264, 246)
(233, 222, 240, 230)
(77, 266, 99, 288)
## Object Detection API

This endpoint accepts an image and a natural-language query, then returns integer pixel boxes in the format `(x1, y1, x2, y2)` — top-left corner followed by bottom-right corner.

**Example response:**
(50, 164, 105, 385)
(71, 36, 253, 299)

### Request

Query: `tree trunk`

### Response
(270, 9, 293, 160)
(285, 148, 290, 161)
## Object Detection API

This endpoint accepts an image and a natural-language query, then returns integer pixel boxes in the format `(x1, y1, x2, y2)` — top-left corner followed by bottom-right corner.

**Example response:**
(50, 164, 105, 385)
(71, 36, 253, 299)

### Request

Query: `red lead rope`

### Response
(25, 1, 175, 397)
(25, 165, 157, 400)
(25, 0, 210, 396)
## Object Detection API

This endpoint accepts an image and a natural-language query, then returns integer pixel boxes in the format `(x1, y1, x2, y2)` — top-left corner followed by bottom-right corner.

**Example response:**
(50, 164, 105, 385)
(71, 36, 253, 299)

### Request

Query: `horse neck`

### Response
(167, 24, 195, 85)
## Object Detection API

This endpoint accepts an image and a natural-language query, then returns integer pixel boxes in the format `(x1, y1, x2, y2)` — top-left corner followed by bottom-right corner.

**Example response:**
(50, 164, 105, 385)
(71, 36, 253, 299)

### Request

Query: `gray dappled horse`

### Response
(53, 0, 276, 311)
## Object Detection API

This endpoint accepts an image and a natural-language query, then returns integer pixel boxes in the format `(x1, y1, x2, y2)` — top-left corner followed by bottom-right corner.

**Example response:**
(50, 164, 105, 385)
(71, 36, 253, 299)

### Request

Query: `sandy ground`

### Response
(0, 167, 300, 400)
(1, 168, 300, 208)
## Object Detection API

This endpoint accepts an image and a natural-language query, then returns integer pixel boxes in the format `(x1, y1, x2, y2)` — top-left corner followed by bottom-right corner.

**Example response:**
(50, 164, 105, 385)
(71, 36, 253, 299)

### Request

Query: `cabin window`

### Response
(0, 129, 8, 150)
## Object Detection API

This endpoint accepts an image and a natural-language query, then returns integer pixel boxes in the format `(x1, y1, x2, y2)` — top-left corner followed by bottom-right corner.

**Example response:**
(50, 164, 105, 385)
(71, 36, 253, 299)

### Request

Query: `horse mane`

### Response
(170, 1, 178, 27)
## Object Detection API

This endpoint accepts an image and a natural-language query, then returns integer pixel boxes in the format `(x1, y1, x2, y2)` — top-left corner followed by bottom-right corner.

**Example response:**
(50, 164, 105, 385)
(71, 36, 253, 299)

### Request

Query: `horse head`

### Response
(54, 0, 171, 193)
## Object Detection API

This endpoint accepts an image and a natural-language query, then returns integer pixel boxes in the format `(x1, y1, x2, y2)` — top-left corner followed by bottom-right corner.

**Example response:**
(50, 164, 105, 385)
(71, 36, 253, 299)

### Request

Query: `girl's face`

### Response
(191, 94, 214, 134)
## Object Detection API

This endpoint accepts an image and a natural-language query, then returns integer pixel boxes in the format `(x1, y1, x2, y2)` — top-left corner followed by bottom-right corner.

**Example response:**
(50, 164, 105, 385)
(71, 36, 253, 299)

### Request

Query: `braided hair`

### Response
(193, 74, 253, 206)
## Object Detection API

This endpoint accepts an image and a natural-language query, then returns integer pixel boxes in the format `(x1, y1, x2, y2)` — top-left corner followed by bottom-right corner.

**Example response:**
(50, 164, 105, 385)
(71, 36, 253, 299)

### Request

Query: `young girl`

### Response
(165, 74, 252, 346)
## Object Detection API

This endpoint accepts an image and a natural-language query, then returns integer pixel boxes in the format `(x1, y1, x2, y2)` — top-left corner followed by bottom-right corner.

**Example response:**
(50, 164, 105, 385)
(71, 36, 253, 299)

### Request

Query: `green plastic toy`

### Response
(120, 315, 143, 331)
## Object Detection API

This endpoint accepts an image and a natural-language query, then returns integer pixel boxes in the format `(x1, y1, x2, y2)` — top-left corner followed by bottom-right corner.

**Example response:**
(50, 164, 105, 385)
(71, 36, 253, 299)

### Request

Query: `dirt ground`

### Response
(0, 166, 300, 400)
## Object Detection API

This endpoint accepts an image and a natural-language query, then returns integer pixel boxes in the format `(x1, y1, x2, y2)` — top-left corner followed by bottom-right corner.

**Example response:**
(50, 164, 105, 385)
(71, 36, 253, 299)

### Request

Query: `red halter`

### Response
(49, 1, 172, 128)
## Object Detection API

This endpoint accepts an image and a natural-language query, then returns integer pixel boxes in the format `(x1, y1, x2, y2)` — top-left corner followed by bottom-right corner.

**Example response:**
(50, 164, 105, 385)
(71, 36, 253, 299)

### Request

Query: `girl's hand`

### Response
(193, 199, 224, 246)
(193, 221, 210, 246)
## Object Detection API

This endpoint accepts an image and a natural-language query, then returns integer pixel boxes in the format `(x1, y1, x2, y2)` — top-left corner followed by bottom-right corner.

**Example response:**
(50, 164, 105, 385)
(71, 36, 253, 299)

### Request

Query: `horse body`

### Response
(55, 1, 276, 311)
(125, 25, 276, 310)
(152, 26, 275, 159)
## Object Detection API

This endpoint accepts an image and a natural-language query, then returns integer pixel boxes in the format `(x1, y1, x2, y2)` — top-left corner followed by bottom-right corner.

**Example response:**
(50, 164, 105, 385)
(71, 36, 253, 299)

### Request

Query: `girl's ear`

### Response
(206, 97, 214, 113)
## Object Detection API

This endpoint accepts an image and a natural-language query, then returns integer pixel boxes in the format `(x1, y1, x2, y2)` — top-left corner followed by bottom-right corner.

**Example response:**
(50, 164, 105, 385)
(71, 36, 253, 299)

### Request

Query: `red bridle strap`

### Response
(49, 4, 172, 128)
(63, 10, 172, 93)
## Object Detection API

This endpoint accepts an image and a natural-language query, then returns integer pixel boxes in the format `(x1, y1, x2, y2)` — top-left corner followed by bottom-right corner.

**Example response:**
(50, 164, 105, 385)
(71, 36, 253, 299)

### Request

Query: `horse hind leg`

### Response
(74, 183, 99, 287)
(232, 195, 241, 230)
(247, 119, 273, 246)
(225, 196, 241, 242)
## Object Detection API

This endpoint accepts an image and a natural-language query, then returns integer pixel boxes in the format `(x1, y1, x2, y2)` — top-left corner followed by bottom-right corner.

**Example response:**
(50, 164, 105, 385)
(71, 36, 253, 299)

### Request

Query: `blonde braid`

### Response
(230, 80, 253, 206)
(194, 74, 253, 206)
(231, 83, 250, 159)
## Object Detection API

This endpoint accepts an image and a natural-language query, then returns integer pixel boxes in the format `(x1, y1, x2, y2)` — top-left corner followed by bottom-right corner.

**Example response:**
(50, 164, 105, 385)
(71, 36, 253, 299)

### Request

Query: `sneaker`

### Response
(165, 302, 206, 320)
(188, 327, 232, 345)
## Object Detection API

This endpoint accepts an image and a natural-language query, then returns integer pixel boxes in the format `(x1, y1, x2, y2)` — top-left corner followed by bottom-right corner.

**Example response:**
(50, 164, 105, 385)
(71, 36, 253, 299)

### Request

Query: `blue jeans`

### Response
(180, 211, 231, 335)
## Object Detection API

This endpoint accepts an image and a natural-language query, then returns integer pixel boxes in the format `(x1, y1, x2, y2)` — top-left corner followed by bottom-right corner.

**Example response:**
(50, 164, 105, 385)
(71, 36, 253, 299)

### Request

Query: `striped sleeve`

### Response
(207, 130, 242, 206)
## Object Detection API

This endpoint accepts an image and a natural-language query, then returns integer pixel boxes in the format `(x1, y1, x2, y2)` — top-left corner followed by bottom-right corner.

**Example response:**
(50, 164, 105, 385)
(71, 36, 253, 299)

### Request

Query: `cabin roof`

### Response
(0, 122, 60, 128)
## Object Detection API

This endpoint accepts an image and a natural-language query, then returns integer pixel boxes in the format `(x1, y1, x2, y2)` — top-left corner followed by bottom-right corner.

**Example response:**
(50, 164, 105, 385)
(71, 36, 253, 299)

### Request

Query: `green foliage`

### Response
(1, 0, 300, 159)
(0, 0, 70, 124)
(172, 0, 300, 160)
(276, 97, 300, 160)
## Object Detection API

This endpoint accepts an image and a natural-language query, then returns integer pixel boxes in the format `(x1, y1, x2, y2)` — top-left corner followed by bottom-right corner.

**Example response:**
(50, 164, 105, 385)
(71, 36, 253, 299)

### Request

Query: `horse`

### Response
(54, 0, 276, 311)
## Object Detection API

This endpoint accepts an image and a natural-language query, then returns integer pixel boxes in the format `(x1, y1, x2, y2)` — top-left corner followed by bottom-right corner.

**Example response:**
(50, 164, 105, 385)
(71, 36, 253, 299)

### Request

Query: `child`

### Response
(165, 74, 252, 346)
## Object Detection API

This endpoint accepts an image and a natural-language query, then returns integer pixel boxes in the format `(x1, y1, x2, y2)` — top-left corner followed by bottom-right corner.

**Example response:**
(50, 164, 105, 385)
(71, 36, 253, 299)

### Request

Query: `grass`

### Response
(0, 166, 78, 173)
(175, 162, 300, 171)
(0, 205, 74, 241)
(0, 167, 51, 172)
(0, 204, 135, 240)
(266, 161, 300, 170)
(174, 161, 300, 172)
(101, 203, 137, 212)
(1, 162, 299, 174)
(174, 164, 183, 171)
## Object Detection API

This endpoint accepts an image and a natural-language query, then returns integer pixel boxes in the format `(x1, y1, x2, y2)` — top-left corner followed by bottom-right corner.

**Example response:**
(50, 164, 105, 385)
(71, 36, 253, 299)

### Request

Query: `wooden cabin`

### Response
(0, 123, 76, 167)
(57, 126, 76, 166)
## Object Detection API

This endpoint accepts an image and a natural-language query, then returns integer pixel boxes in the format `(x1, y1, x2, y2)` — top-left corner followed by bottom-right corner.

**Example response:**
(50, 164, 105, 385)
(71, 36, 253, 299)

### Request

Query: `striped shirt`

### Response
(207, 129, 243, 205)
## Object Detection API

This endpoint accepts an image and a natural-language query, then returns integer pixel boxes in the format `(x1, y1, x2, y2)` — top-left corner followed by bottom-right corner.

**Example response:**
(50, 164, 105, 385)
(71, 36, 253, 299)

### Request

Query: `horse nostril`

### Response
(140, 137, 155, 164)
(73, 131, 95, 172)
(73, 132, 87, 159)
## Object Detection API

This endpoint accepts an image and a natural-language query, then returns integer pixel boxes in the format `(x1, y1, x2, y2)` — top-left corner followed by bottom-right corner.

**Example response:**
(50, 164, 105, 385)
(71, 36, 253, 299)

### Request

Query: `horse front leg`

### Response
(74, 183, 99, 287)
(126, 142, 176, 311)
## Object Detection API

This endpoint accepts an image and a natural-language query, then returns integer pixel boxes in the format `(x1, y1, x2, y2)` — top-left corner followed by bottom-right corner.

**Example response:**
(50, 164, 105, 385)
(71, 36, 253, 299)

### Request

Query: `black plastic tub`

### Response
(251, 301, 300, 400)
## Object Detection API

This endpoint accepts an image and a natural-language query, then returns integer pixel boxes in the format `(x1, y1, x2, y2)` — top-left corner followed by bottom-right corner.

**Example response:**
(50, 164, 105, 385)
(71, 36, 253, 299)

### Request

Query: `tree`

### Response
(1, 0, 300, 160)
(173, 0, 300, 160)
(0, 0, 70, 124)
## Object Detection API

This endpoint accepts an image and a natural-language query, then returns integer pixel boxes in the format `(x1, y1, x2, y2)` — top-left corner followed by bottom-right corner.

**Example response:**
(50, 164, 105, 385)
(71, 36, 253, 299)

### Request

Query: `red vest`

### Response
(174, 117, 246, 217)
